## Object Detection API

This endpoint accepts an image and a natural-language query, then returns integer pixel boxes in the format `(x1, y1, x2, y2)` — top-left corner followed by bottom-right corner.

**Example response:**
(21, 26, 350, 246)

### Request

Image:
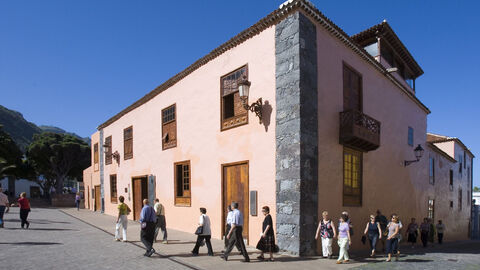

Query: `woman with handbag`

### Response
(363, 214, 382, 257)
(18, 192, 31, 229)
(256, 206, 275, 261)
(115, 196, 130, 242)
(191, 208, 213, 256)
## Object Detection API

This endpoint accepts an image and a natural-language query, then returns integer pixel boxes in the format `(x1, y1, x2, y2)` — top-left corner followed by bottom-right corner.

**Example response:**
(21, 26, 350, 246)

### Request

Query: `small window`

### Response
(429, 157, 435, 185)
(458, 189, 462, 211)
(449, 170, 453, 191)
(427, 199, 435, 220)
(162, 104, 177, 150)
(458, 154, 463, 174)
(93, 143, 99, 171)
(174, 161, 191, 206)
(110, 175, 117, 203)
(408, 127, 414, 146)
(105, 136, 112, 165)
(450, 201, 453, 209)
(221, 66, 248, 131)
(343, 147, 362, 206)
(124, 126, 133, 160)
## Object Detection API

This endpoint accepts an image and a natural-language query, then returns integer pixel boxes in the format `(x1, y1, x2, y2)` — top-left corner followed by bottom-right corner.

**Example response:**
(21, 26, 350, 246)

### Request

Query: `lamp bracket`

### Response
(242, 98, 263, 124)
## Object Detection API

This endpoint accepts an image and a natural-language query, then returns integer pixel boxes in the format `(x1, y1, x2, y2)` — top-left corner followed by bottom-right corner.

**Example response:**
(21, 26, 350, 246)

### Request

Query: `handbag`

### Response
(141, 222, 147, 229)
(361, 235, 366, 245)
(256, 237, 266, 251)
(195, 226, 203, 235)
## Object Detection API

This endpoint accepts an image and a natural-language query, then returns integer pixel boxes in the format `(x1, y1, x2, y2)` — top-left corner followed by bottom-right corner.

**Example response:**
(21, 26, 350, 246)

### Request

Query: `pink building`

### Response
(83, 0, 474, 255)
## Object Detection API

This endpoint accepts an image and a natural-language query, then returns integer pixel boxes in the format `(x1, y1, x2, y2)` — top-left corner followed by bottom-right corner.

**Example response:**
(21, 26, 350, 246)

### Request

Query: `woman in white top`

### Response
(191, 207, 213, 256)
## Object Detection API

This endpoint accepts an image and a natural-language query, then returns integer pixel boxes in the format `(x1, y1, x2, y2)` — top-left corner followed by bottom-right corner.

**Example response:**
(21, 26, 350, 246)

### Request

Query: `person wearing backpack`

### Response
(315, 211, 337, 259)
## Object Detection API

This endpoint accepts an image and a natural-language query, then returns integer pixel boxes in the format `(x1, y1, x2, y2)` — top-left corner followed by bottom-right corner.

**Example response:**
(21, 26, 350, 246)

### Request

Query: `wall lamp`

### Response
(238, 77, 263, 124)
(103, 144, 120, 164)
(404, 144, 424, 166)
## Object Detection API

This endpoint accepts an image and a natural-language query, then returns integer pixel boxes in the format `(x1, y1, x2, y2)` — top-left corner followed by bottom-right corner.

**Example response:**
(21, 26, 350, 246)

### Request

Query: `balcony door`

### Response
(343, 64, 362, 112)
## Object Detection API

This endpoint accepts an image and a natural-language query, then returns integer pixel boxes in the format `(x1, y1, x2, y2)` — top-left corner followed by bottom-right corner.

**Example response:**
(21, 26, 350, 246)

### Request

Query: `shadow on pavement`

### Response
(5, 228, 77, 231)
(0, 242, 63, 246)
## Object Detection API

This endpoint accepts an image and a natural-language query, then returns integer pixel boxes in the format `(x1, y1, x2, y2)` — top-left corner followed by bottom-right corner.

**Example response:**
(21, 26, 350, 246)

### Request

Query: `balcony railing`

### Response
(339, 110, 380, 152)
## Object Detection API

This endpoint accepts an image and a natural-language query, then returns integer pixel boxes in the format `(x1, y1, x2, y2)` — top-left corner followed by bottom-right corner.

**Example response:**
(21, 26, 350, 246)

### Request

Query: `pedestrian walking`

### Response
(315, 211, 336, 259)
(342, 211, 354, 236)
(428, 218, 435, 246)
(363, 214, 382, 257)
(336, 213, 351, 264)
(153, 198, 168, 243)
(386, 214, 401, 262)
(256, 206, 276, 261)
(0, 187, 10, 228)
(221, 201, 250, 262)
(18, 192, 31, 229)
(420, 218, 430, 247)
(114, 196, 130, 242)
(436, 220, 445, 244)
(191, 207, 214, 256)
(223, 205, 243, 254)
(139, 199, 156, 257)
(75, 192, 81, 211)
(375, 209, 388, 252)
(406, 218, 418, 248)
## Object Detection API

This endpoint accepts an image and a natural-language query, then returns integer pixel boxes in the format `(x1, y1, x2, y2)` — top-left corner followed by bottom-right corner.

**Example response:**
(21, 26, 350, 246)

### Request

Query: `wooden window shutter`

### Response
(221, 65, 248, 131)
(162, 104, 177, 150)
(105, 136, 112, 165)
(124, 126, 133, 160)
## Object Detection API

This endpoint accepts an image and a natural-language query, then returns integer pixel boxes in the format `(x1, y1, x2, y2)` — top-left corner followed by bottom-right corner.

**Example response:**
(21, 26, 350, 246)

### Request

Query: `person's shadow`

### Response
(262, 100, 273, 132)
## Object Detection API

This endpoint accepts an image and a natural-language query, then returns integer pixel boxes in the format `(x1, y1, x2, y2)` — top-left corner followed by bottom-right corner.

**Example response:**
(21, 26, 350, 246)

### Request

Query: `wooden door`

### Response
(132, 177, 148, 221)
(222, 162, 249, 242)
(87, 187, 90, 209)
(94, 185, 101, 211)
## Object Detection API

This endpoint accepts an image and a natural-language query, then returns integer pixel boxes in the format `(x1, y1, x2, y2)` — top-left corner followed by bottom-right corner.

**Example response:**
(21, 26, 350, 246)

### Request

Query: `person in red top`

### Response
(18, 192, 31, 229)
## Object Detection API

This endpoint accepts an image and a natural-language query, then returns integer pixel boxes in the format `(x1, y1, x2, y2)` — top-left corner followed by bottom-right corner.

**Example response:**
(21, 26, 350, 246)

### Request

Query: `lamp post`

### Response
(404, 144, 424, 166)
(238, 77, 263, 124)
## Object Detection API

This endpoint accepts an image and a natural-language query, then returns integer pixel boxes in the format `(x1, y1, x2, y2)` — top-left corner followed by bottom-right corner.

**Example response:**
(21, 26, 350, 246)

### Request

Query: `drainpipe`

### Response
(99, 129, 105, 213)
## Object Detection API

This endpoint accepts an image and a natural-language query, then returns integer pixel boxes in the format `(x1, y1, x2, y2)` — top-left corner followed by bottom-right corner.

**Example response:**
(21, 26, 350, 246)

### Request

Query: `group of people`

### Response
(408, 217, 445, 248)
(0, 187, 31, 229)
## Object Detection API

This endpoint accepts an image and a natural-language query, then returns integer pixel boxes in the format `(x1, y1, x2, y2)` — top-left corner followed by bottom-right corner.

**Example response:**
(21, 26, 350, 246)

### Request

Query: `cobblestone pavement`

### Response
(0, 207, 192, 270)
(1, 207, 479, 270)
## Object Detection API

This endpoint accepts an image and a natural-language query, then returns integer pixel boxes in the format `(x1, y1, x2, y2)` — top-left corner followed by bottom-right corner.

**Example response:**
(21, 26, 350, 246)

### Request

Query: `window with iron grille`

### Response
(174, 161, 191, 206)
(221, 66, 248, 131)
(427, 199, 434, 220)
(105, 136, 112, 165)
(343, 147, 362, 206)
(124, 126, 133, 160)
(162, 104, 177, 150)
(110, 174, 117, 203)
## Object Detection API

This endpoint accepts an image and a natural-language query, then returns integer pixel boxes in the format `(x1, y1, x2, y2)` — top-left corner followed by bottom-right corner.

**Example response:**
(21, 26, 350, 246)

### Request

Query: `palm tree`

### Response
(0, 157, 16, 179)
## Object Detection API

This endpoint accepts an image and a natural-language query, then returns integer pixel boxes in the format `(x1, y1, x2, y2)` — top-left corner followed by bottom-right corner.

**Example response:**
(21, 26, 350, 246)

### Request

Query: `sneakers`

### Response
(343, 260, 350, 263)
(162, 240, 168, 244)
(114, 238, 120, 241)
(336, 261, 342, 264)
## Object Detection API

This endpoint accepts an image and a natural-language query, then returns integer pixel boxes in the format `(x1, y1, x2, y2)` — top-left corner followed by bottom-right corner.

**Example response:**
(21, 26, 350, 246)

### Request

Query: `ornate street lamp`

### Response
(238, 76, 263, 124)
(404, 144, 424, 166)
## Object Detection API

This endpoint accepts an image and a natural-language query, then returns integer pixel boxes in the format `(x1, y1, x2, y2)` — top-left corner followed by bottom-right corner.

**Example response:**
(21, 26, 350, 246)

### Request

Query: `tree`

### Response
(474, 186, 480, 192)
(26, 132, 90, 195)
(0, 125, 23, 193)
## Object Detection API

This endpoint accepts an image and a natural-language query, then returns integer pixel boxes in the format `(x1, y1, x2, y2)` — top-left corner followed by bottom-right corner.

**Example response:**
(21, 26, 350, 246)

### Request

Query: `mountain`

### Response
(0, 105, 90, 151)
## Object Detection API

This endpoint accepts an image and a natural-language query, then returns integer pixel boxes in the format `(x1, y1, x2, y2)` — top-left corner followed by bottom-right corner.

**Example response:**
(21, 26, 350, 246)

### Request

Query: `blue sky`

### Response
(1, 1, 479, 187)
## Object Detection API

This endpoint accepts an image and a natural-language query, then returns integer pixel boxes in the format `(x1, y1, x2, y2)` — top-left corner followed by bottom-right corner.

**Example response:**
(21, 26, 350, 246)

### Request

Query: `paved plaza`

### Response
(1, 207, 479, 270)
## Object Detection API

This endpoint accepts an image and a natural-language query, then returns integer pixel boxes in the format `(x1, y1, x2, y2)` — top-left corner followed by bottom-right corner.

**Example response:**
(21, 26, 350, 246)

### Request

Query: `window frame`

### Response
(427, 199, 435, 220)
(407, 127, 414, 146)
(110, 174, 117, 203)
(342, 62, 363, 112)
(93, 143, 99, 171)
(105, 136, 112, 165)
(449, 169, 454, 191)
(174, 160, 191, 207)
(458, 189, 462, 211)
(343, 147, 363, 207)
(429, 156, 435, 185)
(220, 65, 249, 131)
(123, 126, 133, 160)
(162, 104, 177, 150)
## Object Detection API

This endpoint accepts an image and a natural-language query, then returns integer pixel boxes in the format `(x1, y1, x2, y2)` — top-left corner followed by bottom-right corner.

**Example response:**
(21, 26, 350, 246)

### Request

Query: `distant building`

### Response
(0, 178, 43, 198)
(473, 192, 480, 206)
(83, 0, 474, 255)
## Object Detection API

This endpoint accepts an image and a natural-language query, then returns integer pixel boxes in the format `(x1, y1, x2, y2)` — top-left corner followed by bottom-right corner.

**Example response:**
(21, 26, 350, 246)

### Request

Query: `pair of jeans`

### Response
(337, 237, 349, 261)
(368, 233, 379, 252)
(224, 226, 249, 260)
(321, 237, 333, 257)
(20, 209, 30, 228)
(154, 215, 167, 241)
(437, 233, 443, 244)
(140, 221, 156, 251)
(421, 231, 428, 247)
(0, 206, 5, 227)
(386, 237, 399, 255)
(192, 235, 213, 255)
(115, 215, 128, 241)
(75, 200, 80, 210)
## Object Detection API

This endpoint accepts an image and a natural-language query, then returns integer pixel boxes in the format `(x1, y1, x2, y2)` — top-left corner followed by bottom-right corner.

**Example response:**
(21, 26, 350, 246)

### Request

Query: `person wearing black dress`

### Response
(257, 206, 275, 261)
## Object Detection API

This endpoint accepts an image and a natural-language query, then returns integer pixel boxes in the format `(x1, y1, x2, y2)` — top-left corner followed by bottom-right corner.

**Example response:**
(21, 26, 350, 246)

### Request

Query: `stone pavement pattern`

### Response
(2, 207, 480, 270)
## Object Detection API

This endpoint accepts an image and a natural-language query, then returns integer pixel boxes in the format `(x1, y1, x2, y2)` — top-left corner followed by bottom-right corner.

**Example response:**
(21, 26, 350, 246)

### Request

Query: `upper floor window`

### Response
(124, 126, 133, 160)
(343, 64, 362, 112)
(105, 136, 112, 165)
(449, 169, 454, 191)
(174, 161, 191, 206)
(408, 127, 414, 146)
(428, 199, 435, 220)
(162, 104, 177, 150)
(110, 174, 117, 203)
(458, 154, 463, 175)
(429, 157, 435, 185)
(343, 147, 362, 206)
(458, 189, 462, 211)
(93, 143, 99, 171)
(221, 66, 248, 131)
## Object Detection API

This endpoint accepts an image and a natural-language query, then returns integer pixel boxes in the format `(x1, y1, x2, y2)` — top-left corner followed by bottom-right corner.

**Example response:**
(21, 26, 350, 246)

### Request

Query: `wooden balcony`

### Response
(339, 110, 380, 152)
